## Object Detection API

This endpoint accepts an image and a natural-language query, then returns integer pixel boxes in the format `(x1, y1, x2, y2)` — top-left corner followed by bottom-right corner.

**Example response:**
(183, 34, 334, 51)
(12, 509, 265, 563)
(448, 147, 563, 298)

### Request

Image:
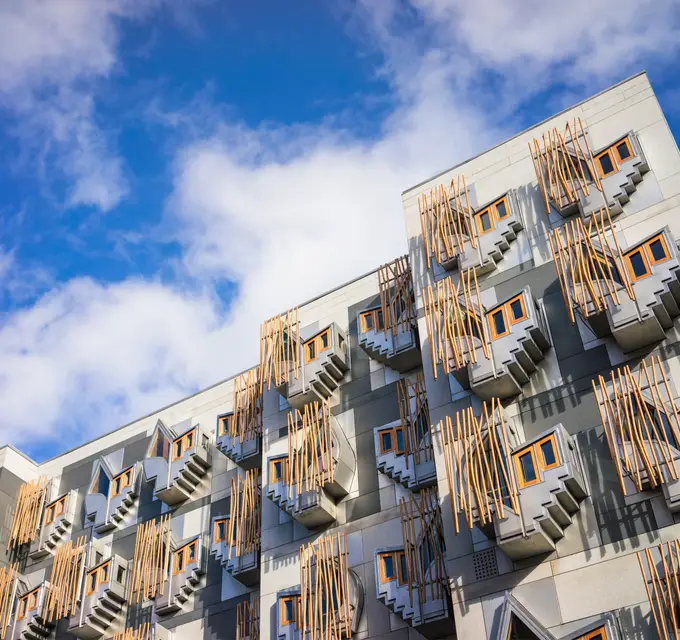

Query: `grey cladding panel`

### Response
(0, 468, 26, 499)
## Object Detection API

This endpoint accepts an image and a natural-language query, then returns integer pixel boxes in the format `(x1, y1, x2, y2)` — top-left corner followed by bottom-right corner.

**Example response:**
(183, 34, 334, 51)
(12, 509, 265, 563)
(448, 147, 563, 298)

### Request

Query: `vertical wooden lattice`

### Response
(128, 514, 172, 604)
(227, 470, 261, 560)
(7, 476, 49, 550)
(260, 308, 300, 390)
(299, 532, 351, 640)
(230, 367, 263, 443)
(398, 488, 448, 609)
(397, 374, 432, 468)
(423, 269, 490, 379)
(0, 564, 18, 639)
(236, 599, 260, 640)
(529, 118, 602, 214)
(637, 540, 680, 640)
(441, 399, 520, 534)
(378, 255, 415, 339)
(43, 536, 88, 622)
(287, 400, 334, 497)
(112, 623, 152, 640)
(548, 207, 634, 323)
(593, 356, 680, 496)
(419, 176, 476, 269)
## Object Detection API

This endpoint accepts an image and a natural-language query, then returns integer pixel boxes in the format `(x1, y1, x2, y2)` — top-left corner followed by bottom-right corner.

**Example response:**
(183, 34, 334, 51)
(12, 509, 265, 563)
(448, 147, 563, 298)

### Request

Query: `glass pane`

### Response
(509, 299, 524, 321)
(616, 140, 631, 161)
(274, 461, 282, 480)
(518, 452, 537, 483)
(396, 429, 405, 452)
(88, 573, 97, 592)
(540, 439, 557, 467)
(382, 555, 395, 579)
(188, 544, 196, 561)
(495, 200, 508, 219)
(114, 478, 121, 494)
(186, 431, 194, 448)
(320, 332, 329, 349)
(598, 152, 616, 175)
(306, 341, 316, 361)
(363, 313, 373, 330)
(400, 553, 408, 582)
(217, 521, 225, 540)
(479, 211, 492, 231)
(376, 309, 384, 330)
(283, 600, 293, 622)
(648, 238, 667, 262)
(174, 441, 182, 458)
(380, 431, 393, 452)
(176, 553, 184, 572)
(101, 564, 109, 583)
(628, 250, 648, 278)
(492, 310, 506, 336)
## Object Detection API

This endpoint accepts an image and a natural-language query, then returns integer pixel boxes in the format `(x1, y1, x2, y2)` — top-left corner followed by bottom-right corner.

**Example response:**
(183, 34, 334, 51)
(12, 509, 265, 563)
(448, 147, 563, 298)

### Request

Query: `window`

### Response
(476, 209, 494, 234)
(595, 148, 617, 177)
(270, 456, 288, 483)
(173, 540, 198, 575)
(18, 588, 41, 619)
(378, 551, 408, 585)
(475, 196, 510, 235)
(116, 565, 126, 585)
(507, 295, 527, 324)
(489, 309, 507, 339)
(494, 196, 509, 220)
(360, 308, 385, 333)
(111, 468, 133, 497)
(304, 329, 331, 363)
(45, 496, 66, 525)
(645, 233, 670, 265)
(578, 628, 607, 640)
(378, 427, 404, 455)
(624, 233, 671, 282)
(487, 293, 528, 341)
(513, 433, 560, 488)
(280, 595, 300, 627)
(219, 413, 234, 436)
(45, 505, 55, 526)
(213, 518, 227, 543)
(625, 247, 650, 281)
(613, 137, 633, 164)
(171, 429, 196, 461)
(86, 561, 111, 596)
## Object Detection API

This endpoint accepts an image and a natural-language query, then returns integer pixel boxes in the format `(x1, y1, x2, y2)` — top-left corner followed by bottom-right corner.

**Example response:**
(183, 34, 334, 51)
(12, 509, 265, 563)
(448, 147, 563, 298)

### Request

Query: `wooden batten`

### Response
(112, 622, 152, 640)
(299, 532, 351, 640)
(229, 367, 263, 443)
(236, 599, 260, 640)
(128, 514, 172, 604)
(548, 207, 634, 323)
(441, 399, 520, 534)
(227, 470, 261, 560)
(7, 476, 49, 550)
(287, 400, 334, 498)
(0, 564, 18, 639)
(419, 176, 476, 269)
(423, 269, 490, 379)
(398, 488, 448, 609)
(397, 374, 433, 468)
(43, 536, 88, 622)
(377, 255, 415, 339)
(260, 308, 300, 390)
(529, 117, 602, 215)
(637, 540, 680, 640)
(593, 355, 680, 496)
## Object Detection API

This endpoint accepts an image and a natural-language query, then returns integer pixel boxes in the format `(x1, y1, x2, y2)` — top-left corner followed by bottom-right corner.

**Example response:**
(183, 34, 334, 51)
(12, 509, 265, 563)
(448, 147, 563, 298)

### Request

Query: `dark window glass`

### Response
(598, 151, 616, 175)
(376, 309, 384, 330)
(492, 310, 506, 336)
(116, 566, 126, 584)
(479, 211, 492, 231)
(380, 431, 393, 452)
(363, 313, 373, 330)
(400, 553, 408, 582)
(186, 431, 194, 448)
(176, 552, 184, 572)
(306, 341, 316, 361)
(509, 299, 524, 321)
(320, 332, 329, 349)
(649, 238, 667, 263)
(616, 141, 632, 161)
(628, 250, 649, 278)
(518, 452, 537, 483)
(188, 544, 196, 562)
(174, 440, 182, 458)
(540, 440, 557, 467)
(273, 460, 282, 480)
(382, 555, 395, 579)
(217, 521, 225, 540)
(495, 200, 508, 219)
(283, 599, 294, 623)
(396, 429, 405, 452)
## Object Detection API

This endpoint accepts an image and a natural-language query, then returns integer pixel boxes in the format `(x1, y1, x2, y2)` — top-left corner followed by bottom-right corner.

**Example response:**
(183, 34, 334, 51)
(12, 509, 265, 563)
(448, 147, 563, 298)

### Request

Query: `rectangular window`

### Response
(514, 447, 539, 488)
(173, 540, 198, 575)
(280, 596, 299, 627)
(360, 310, 374, 332)
(213, 519, 227, 543)
(378, 551, 408, 586)
(513, 433, 561, 488)
(116, 566, 126, 585)
(489, 308, 508, 340)
(219, 414, 233, 436)
(494, 196, 509, 220)
(270, 456, 287, 483)
(507, 295, 527, 324)
(17, 597, 27, 620)
(475, 209, 494, 234)
(172, 430, 196, 461)
(613, 137, 633, 164)
(304, 329, 332, 363)
(54, 497, 66, 517)
(624, 247, 650, 282)
(644, 233, 670, 265)
(86, 569, 97, 595)
(45, 505, 55, 526)
(595, 148, 617, 177)
(27, 591, 38, 612)
(378, 427, 404, 455)
(579, 627, 607, 640)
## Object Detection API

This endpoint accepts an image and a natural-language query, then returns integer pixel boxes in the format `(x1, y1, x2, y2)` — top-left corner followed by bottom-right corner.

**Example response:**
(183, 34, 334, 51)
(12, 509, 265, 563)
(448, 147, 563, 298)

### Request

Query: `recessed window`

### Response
(494, 197, 509, 220)
(214, 519, 227, 543)
(172, 429, 196, 461)
(85, 561, 111, 596)
(280, 595, 299, 627)
(304, 329, 332, 363)
(45, 496, 66, 525)
(644, 234, 670, 265)
(596, 149, 617, 177)
(476, 209, 494, 234)
(86, 570, 97, 595)
(579, 627, 608, 640)
(219, 414, 233, 436)
(361, 310, 374, 332)
(625, 248, 650, 281)
(378, 551, 408, 585)
(513, 433, 561, 488)
(508, 295, 527, 324)
(173, 541, 198, 575)
(18, 588, 40, 619)
(45, 505, 55, 526)
(116, 566, 126, 584)
(270, 456, 287, 483)
(360, 308, 385, 333)
(378, 427, 404, 455)
(490, 309, 507, 339)
(515, 450, 538, 487)
(614, 137, 633, 164)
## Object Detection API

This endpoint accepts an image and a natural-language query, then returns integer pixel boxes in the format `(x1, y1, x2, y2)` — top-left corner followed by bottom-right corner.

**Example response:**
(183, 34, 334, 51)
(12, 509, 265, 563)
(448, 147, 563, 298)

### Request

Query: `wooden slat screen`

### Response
(287, 400, 334, 498)
(43, 536, 88, 622)
(419, 176, 476, 269)
(397, 374, 433, 468)
(0, 564, 18, 639)
(236, 599, 260, 640)
(299, 532, 351, 640)
(529, 117, 602, 215)
(227, 470, 261, 560)
(441, 399, 520, 534)
(637, 540, 680, 640)
(423, 269, 490, 379)
(398, 488, 448, 609)
(7, 476, 49, 550)
(378, 255, 415, 339)
(593, 355, 680, 496)
(260, 308, 300, 390)
(128, 514, 172, 604)
(230, 367, 263, 443)
(548, 207, 634, 323)
(113, 622, 151, 640)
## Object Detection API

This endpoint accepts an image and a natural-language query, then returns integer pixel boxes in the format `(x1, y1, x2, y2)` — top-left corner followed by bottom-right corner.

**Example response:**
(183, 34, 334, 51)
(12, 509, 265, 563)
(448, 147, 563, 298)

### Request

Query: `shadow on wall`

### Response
(617, 603, 654, 639)
(204, 594, 248, 640)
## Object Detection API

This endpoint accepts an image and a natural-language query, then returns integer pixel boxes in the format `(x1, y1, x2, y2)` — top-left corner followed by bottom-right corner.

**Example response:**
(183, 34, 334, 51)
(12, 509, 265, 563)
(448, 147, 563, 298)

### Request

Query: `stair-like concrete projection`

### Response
(210, 515, 259, 586)
(29, 490, 77, 559)
(142, 420, 211, 506)
(358, 305, 420, 373)
(155, 536, 206, 616)
(68, 554, 128, 639)
(216, 410, 261, 470)
(10, 582, 54, 640)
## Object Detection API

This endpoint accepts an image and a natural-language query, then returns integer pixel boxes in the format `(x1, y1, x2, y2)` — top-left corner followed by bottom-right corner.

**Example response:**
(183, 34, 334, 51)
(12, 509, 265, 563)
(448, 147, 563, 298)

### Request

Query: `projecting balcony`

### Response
(375, 547, 453, 639)
(68, 555, 128, 639)
(84, 463, 140, 535)
(215, 412, 261, 470)
(142, 421, 212, 506)
(29, 490, 77, 559)
(210, 515, 259, 586)
(155, 536, 207, 616)
(357, 306, 420, 372)
(10, 582, 54, 640)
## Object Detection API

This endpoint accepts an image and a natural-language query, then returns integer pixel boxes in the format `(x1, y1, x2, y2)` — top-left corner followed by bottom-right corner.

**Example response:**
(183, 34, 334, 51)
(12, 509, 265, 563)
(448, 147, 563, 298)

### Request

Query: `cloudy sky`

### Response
(1, 0, 679, 460)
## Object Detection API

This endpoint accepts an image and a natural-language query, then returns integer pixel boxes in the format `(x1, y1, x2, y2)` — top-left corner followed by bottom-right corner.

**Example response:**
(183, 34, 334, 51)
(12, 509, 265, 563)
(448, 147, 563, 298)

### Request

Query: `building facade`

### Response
(1, 71, 680, 640)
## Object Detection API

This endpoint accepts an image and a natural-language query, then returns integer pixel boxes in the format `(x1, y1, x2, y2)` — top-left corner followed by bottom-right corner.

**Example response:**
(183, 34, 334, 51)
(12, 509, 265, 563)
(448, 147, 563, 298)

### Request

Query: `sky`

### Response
(1, 0, 680, 461)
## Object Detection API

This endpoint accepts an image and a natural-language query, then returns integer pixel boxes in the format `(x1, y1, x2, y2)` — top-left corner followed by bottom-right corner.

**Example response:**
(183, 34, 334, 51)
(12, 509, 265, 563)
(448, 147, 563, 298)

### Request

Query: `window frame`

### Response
(219, 413, 233, 436)
(171, 429, 196, 462)
(378, 551, 408, 586)
(513, 433, 561, 488)
(378, 426, 404, 455)
(513, 446, 541, 488)
(85, 561, 111, 596)
(17, 587, 40, 619)
(213, 518, 227, 544)
(475, 208, 495, 235)
(613, 137, 633, 165)
(506, 294, 528, 325)
(644, 233, 670, 266)
(536, 434, 561, 471)
(280, 595, 299, 627)
(488, 307, 509, 340)
(269, 456, 288, 483)
(579, 627, 608, 640)
(624, 246, 651, 282)
(111, 468, 133, 497)
(304, 328, 332, 363)
(493, 195, 510, 220)
(173, 540, 198, 575)
(595, 148, 618, 178)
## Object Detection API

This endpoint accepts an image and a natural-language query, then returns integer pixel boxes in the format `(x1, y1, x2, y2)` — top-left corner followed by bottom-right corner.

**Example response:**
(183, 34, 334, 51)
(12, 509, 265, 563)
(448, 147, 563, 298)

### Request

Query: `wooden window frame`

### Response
(86, 560, 111, 596)
(171, 429, 196, 461)
(45, 505, 55, 526)
(270, 456, 287, 483)
(19, 588, 40, 618)
(378, 427, 404, 455)
(378, 551, 408, 586)
(111, 468, 133, 497)
(595, 148, 618, 178)
(475, 207, 495, 235)
(536, 434, 561, 471)
(624, 246, 651, 282)
(493, 195, 510, 220)
(644, 233, 670, 266)
(613, 136, 633, 165)
(54, 496, 66, 517)
(579, 627, 607, 640)
(213, 519, 227, 544)
(360, 308, 385, 333)
(280, 595, 299, 627)
(173, 540, 198, 575)
(378, 552, 396, 583)
(506, 294, 528, 325)
(304, 328, 332, 364)
(360, 310, 375, 333)
(513, 445, 541, 488)
(85, 568, 98, 596)
(488, 307, 509, 340)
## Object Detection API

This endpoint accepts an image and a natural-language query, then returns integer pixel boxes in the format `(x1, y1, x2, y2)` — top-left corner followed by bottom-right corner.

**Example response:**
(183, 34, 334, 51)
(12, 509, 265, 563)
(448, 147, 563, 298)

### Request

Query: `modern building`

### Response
(1, 70, 680, 640)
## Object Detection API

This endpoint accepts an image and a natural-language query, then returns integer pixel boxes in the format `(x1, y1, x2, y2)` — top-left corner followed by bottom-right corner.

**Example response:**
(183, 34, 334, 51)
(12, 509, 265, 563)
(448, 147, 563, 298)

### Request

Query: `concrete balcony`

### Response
(210, 515, 259, 586)
(84, 463, 140, 535)
(143, 421, 212, 506)
(68, 555, 128, 639)
(10, 582, 54, 640)
(155, 536, 207, 616)
(375, 548, 453, 639)
(29, 490, 77, 559)
(215, 413, 261, 470)
(357, 307, 421, 372)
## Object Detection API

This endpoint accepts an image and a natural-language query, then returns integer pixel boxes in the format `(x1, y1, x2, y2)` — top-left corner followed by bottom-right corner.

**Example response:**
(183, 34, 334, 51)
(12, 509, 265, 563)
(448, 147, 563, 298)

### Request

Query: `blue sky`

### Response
(1, 0, 680, 461)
